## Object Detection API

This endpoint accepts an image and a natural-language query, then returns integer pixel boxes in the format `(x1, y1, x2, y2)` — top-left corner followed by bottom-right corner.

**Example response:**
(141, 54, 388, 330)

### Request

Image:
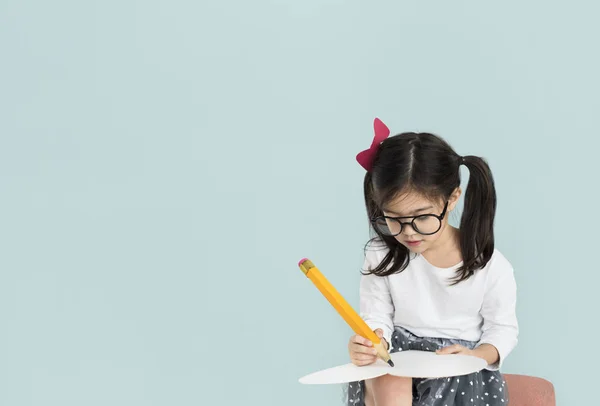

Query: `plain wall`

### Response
(1, 1, 598, 405)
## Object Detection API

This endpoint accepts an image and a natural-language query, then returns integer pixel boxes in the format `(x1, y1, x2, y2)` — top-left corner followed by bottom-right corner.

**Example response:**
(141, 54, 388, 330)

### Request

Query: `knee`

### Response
(373, 374, 412, 392)
(366, 375, 412, 406)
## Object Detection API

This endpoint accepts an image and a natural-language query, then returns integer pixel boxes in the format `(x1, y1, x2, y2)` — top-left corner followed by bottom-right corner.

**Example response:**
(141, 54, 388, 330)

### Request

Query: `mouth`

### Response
(405, 240, 423, 247)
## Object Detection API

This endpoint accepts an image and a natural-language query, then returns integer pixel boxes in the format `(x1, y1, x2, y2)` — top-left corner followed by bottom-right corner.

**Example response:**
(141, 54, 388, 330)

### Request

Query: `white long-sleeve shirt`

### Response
(359, 240, 518, 370)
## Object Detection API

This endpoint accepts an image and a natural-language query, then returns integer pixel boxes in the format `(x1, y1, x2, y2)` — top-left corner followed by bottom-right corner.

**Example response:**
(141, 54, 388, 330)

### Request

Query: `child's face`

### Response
(382, 190, 460, 253)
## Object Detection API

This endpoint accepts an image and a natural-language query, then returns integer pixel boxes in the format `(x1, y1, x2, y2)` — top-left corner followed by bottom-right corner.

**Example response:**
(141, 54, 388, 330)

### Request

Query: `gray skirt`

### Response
(345, 326, 508, 406)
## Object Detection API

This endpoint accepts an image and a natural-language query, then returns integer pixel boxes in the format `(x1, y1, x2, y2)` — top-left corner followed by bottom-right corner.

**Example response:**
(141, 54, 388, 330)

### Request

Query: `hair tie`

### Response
(356, 118, 391, 171)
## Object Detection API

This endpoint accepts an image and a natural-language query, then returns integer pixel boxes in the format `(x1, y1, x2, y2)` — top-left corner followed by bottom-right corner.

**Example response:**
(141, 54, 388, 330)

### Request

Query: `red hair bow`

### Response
(356, 118, 390, 171)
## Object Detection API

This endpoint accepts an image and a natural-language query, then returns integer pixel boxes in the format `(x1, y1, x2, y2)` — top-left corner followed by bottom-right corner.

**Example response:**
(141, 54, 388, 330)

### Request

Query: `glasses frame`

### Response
(371, 201, 449, 236)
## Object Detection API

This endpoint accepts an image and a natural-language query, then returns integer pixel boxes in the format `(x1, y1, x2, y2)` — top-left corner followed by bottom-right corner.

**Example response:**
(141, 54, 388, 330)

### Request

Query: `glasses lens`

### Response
(373, 217, 401, 236)
(413, 215, 441, 235)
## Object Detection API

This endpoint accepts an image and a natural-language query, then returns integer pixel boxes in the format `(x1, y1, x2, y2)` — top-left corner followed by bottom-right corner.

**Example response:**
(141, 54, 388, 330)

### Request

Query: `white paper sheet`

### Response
(299, 350, 487, 384)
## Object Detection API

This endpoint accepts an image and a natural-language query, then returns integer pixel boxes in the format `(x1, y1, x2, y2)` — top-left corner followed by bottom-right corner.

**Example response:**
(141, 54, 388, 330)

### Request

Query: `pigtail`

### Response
(455, 155, 497, 283)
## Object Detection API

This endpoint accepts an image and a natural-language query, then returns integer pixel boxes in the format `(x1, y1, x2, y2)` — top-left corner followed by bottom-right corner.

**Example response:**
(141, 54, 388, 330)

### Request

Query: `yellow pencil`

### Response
(297, 258, 394, 367)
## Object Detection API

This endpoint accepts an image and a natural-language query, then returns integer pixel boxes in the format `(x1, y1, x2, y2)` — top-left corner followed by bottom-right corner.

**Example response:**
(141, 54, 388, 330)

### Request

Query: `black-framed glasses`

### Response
(371, 202, 448, 236)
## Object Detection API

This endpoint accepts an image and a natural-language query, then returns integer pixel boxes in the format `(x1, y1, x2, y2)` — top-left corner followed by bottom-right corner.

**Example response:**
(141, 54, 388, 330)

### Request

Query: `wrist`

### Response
(473, 344, 499, 365)
(471, 346, 485, 359)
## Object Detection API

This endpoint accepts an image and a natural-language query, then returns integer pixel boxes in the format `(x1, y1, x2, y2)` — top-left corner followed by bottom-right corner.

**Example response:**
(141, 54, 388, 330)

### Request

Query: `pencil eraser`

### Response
(298, 258, 308, 266)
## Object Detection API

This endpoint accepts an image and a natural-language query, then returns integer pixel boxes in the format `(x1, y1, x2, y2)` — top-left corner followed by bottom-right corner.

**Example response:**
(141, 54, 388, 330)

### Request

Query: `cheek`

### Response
(421, 233, 441, 244)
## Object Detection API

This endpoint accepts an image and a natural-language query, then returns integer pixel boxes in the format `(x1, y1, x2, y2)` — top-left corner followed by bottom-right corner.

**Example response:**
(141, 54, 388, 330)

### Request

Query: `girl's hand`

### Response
(436, 344, 475, 357)
(348, 328, 388, 366)
(436, 343, 499, 366)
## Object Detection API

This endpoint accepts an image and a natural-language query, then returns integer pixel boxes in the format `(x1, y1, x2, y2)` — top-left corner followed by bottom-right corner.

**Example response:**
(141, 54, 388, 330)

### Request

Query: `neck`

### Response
(423, 225, 461, 265)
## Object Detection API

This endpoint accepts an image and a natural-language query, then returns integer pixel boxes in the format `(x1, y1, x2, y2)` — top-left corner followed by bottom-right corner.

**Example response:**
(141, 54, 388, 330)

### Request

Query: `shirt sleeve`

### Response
(359, 247, 395, 350)
(477, 257, 519, 371)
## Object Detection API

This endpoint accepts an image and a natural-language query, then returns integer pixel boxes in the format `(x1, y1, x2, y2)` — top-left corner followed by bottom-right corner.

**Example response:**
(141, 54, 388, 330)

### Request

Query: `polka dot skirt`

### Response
(345, 326, 508, 406)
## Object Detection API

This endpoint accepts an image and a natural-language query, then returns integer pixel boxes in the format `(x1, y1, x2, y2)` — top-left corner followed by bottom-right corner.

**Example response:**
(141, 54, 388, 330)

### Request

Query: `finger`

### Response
(374, 328, 384, 338)
(352, 357, 377, 366)
(440, 345, 465, 354)
(353, 335, 372, 347)
(352, 334, 372, 347)
(352, 353, 377, 362)
(350, 343, 378, 355)
(436, 345, 460, 354)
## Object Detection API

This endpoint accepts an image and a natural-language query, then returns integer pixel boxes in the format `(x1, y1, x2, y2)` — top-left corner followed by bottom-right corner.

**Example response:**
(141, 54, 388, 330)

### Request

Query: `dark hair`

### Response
(362, 132, 497, 284)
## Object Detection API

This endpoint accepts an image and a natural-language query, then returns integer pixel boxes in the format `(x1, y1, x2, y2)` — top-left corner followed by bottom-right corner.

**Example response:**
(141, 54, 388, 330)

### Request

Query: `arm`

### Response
(437, 256, 518, 368)
(476, 259, 519, 370)
(359, 249, 395, 350)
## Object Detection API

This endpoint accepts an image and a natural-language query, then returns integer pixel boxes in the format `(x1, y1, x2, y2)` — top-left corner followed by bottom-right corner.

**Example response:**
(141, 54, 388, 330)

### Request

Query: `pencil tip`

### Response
(387, 359, 394, 367)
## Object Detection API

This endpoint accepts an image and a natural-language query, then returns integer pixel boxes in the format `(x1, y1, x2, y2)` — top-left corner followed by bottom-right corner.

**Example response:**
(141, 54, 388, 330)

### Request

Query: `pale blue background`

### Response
(1, 1, 597, 405)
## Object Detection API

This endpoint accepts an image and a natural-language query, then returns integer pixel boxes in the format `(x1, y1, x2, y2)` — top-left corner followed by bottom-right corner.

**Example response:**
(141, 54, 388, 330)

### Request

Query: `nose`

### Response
(401, 222, 417, 236)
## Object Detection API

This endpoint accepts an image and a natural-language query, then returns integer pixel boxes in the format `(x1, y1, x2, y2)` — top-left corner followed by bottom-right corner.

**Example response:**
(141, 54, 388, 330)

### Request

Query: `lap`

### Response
(345, 326, 508, 406)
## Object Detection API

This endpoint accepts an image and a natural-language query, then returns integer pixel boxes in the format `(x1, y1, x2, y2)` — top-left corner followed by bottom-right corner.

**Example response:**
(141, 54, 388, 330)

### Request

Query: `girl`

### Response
(346, 119, 518, 406)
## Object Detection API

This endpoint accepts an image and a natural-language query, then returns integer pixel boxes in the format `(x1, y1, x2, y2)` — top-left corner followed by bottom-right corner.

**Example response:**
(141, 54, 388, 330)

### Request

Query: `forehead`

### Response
(383, 192, 440, 215)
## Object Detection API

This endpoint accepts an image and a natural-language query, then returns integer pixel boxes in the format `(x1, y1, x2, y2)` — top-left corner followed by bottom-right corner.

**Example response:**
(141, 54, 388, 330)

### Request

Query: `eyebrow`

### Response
(383, 206, 434, 216)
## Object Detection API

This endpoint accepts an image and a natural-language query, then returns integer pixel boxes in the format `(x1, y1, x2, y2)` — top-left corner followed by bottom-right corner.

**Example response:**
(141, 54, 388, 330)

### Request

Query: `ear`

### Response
(448, 187, 462, 211)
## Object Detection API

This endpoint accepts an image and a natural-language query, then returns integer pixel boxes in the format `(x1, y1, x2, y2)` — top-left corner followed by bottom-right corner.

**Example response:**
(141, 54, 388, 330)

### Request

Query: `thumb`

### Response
(374, 328, 384, 338)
